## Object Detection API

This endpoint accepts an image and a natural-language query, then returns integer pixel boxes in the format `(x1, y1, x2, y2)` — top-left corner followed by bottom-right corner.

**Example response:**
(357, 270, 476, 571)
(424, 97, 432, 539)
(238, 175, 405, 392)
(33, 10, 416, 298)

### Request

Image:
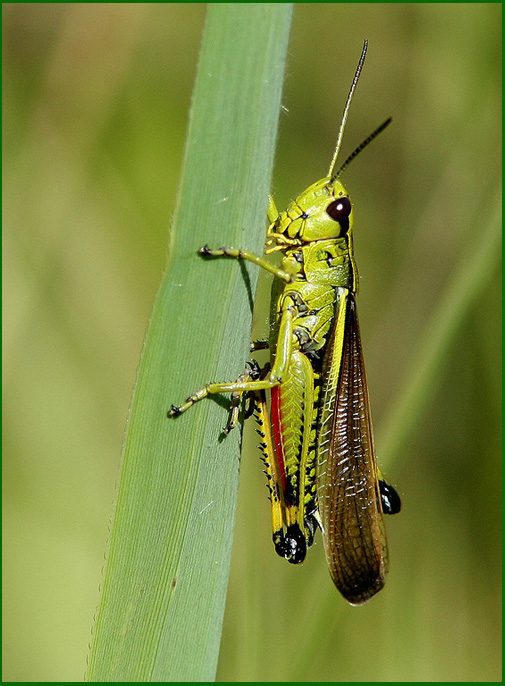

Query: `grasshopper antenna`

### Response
(327, 39, 368, 179)
(334, 117, 392, 178)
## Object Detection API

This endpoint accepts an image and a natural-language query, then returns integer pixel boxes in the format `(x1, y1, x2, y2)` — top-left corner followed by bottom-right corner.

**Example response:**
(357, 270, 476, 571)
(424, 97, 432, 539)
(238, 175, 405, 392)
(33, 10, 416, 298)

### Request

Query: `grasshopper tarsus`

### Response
(167, 404, 181, 418)
(198, 244, 228, 257)
(199, 245, 229, 258)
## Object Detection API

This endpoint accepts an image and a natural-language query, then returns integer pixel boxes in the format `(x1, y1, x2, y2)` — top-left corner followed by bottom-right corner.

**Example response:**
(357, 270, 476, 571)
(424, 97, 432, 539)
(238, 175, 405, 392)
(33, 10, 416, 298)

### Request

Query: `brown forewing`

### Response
(317, 292, 386, 605)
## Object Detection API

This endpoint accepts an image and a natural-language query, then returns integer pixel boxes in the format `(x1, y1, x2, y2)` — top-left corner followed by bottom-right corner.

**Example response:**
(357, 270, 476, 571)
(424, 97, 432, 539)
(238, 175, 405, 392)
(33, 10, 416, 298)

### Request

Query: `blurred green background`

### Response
(3, 3, 501, 682)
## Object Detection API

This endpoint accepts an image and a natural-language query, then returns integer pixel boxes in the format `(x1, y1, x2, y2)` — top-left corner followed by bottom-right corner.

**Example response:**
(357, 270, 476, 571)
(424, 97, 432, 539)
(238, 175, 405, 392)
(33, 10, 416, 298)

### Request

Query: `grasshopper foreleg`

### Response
(199, 245, 293, 283)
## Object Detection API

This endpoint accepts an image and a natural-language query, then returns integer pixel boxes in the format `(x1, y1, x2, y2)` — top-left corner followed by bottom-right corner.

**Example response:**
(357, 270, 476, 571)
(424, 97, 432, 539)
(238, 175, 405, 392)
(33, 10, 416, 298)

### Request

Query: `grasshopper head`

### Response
(265, 39, 390, 254)
(267, 177, 353, 248)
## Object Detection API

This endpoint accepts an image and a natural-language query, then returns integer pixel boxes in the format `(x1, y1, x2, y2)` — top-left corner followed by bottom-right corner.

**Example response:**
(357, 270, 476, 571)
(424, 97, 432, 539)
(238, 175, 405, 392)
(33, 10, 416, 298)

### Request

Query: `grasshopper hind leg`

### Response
(254, 389, 313, 566)
(282, 511, 320, 564)
(282, 525, 308, 564)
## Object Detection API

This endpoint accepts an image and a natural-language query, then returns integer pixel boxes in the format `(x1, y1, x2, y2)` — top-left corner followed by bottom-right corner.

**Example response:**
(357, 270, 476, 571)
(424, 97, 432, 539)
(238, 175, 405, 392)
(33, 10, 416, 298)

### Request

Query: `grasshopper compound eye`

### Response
(326, 196, 352, 233)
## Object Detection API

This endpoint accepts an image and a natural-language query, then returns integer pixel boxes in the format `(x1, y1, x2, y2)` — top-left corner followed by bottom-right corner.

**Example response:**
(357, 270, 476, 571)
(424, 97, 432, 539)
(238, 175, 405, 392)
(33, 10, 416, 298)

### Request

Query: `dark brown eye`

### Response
(326, 196, 352, 233)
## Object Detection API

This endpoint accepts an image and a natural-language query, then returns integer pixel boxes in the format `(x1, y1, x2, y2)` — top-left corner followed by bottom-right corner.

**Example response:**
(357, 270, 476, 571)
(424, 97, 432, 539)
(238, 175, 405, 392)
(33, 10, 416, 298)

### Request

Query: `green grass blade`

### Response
(86, 4, 293, 681)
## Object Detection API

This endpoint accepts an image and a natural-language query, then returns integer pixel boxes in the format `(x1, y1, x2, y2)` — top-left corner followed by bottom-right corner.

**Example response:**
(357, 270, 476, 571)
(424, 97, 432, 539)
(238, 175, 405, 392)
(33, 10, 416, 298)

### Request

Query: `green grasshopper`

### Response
(169, 40, 400, 605)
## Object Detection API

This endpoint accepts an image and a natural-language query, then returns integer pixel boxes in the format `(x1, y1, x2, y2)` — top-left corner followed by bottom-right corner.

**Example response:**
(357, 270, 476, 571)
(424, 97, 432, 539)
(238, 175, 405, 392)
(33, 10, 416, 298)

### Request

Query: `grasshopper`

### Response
(169, 40, 400, 605)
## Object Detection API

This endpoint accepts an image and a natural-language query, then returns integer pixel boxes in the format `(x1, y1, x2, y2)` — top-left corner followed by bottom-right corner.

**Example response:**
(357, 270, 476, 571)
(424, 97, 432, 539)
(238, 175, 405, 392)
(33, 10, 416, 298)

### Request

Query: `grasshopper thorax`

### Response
(266, 177, 353, 251)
